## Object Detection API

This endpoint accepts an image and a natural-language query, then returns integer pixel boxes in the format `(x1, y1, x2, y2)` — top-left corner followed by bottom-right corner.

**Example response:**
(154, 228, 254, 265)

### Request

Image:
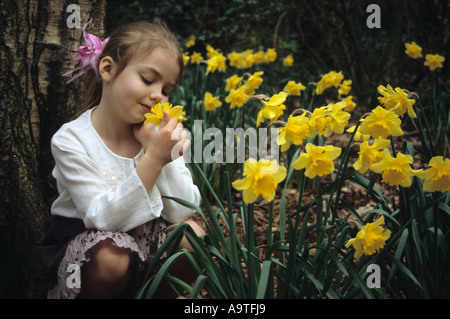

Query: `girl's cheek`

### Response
(123, 83, 145, 99)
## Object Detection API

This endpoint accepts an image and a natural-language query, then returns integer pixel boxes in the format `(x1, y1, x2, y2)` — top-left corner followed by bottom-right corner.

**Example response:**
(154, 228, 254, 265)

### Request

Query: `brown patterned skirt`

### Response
(36, 215, 167, 299)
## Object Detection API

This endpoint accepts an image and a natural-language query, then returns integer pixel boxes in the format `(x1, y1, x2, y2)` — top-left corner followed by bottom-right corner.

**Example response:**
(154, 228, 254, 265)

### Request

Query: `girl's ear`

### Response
(99, 56, 115, 82)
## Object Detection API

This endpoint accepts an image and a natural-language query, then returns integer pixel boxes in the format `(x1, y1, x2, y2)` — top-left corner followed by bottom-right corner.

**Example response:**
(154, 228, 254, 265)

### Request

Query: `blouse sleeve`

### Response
(156, 156, 201, 224)
(51, 133, 163, 232)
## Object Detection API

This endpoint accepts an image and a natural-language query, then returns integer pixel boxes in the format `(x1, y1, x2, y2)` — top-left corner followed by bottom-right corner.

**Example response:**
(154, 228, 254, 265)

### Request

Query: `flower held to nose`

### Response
(144, 102, 187, 126)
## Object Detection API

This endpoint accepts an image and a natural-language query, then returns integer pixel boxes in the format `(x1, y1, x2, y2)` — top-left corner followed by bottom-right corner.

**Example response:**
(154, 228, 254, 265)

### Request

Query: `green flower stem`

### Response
(267, 200, 274, 248)
(244, 202, 257, 298)
(389, 135, 397, 158)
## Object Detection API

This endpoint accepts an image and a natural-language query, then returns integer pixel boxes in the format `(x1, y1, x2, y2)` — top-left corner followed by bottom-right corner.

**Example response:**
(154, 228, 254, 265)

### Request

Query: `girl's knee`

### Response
(84, 239, 133, 283)
(168, 219, 205, 252)
(169, 219, 205, 237)
(184, 219, 206, 237)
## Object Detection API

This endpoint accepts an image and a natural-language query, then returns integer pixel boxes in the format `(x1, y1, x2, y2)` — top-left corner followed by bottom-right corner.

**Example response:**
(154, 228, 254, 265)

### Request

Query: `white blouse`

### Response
(50, 108, 201, 232)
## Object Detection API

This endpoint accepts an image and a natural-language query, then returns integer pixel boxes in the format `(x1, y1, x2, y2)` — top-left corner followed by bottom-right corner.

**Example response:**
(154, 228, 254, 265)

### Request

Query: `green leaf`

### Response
(387, 228, 409, 284)
(256, 260, 272, 299)
(144, 249, 188, 298)
(190, 275, 208, 299)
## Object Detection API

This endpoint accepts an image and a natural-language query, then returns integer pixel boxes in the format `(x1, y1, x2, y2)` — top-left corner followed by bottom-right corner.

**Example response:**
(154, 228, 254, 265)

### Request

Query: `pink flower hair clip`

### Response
(63, 21, 109, 83)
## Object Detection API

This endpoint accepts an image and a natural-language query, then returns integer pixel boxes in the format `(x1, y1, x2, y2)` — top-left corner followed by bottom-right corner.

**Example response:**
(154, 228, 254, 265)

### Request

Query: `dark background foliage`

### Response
(105, 0, 449, 107)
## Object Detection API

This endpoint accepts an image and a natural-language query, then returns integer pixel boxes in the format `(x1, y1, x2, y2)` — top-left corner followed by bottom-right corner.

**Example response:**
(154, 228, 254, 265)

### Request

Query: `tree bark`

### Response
(0, 0, 106, 298)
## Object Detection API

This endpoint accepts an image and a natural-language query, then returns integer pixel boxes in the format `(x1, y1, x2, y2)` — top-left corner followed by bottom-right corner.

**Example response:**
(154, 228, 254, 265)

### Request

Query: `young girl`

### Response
(37, 21, 204, 299)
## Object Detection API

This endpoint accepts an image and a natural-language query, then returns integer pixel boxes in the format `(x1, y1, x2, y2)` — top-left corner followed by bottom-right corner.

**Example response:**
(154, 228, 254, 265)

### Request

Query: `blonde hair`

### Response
(81, 22, 184, 113)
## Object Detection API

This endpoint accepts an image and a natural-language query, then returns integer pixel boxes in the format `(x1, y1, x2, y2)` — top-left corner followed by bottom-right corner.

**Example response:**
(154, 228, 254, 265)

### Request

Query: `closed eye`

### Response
(141, 76, 152, 85)
(141, 75, 173, 96)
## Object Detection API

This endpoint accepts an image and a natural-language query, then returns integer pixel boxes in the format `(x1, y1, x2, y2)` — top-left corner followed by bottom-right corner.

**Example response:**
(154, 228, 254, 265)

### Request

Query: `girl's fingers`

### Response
(174, 135, 190, 158)
(159, 111, 171, 129)
(180, 129, 188, 140)
(180, 138, 191, 155)
(171, 125, 186, 141)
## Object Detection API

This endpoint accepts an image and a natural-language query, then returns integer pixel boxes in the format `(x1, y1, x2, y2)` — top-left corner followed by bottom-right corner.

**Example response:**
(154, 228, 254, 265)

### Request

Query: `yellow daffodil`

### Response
(185, 35, 195, 48)
(182, 52, 190, 66)
(377, 85, 416, 118)
(345, 215, 391, 259)
(338, 79, 352, 96)
(227, 51, 241, 67)
(416, 156, 450, 193)
(205, 52, 227, 75)
(424, 53, 445, 71)
(203, 92, 222, 111)
(265, 48, 277, 63)
(226, 50, 257, 69)
(307, 106, 331, 137)
(244, 71, 264, 95)
(353, 138, 391, 174)
(245, 56, 255, 69)
(144, 102, 187, 126)
(206, 44, 219, 58)
(256, 91, 287, 127)
(232, 158, 287, 203)
(283, 81, 306, 96)
(292, 143, 342, 178)
(190, 52, 203, 64)
(323, 101, 351, 137)
(283, 54, 294, 67)
(227, 51, 247, 69)
(277, 113, 310, 152)
(330, 72, 344, 86)
(359, 106, 403, 139)
(315, 71, 344, 95)
(404, 41, 423, 59)
(225, 74, 243, 92)
(343, 95, 356, 112)
(225, 86, 248, 109)
(254, 49, 265, 64)
(370, 149, 421, 187)
(244, 50, 256, 68)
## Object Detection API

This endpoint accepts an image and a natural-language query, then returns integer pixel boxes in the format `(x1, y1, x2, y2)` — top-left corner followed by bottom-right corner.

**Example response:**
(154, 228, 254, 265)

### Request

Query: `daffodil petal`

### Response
(232, 177, 252, 190)
(242, 187, 258, 203)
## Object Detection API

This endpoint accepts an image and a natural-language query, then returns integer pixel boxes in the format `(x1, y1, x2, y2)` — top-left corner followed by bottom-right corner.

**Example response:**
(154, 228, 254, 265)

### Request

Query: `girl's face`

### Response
(104, 47, 180, 124)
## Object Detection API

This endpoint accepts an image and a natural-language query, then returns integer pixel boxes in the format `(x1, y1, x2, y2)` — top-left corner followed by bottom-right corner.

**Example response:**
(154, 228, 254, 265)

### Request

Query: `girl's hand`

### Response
(133, 111, 190, 166)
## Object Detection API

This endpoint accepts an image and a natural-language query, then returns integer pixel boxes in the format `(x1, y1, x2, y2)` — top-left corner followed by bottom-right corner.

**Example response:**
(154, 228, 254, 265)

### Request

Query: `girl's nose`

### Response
(149, 89, 162, 104)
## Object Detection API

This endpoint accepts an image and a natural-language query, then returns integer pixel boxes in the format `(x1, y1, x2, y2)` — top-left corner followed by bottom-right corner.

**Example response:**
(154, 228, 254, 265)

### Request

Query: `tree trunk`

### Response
(0, 0, 106, 298)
